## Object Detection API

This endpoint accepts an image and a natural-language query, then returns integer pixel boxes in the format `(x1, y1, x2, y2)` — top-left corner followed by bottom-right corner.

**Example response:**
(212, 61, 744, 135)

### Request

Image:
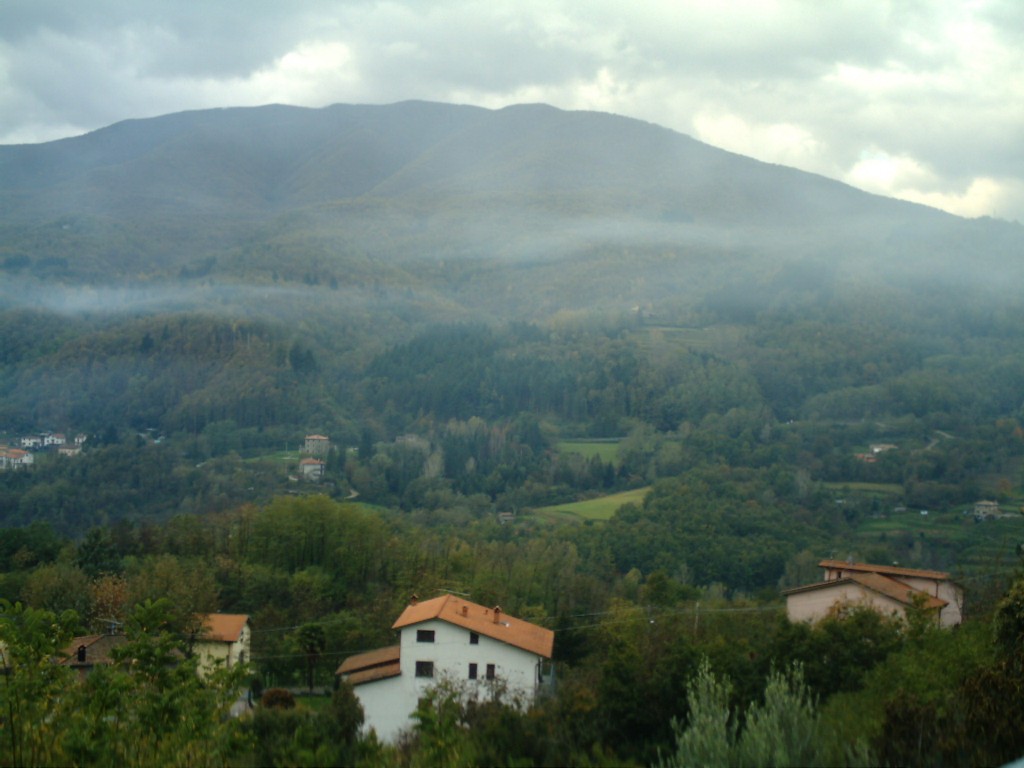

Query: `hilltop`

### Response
(2, 101, 1020, 321)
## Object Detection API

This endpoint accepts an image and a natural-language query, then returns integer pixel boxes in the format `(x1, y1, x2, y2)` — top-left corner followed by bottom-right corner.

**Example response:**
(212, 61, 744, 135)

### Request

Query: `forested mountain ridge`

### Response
(2, 100, 1020, 311)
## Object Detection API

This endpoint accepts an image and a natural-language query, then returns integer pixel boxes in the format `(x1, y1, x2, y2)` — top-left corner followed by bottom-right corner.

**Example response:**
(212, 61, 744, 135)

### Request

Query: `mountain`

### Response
(0, 101, 1021, 320)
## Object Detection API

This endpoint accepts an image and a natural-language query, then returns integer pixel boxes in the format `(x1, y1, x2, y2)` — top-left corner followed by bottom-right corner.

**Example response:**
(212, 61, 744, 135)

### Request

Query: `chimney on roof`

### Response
(77, 645, 86, 663)
(493, 606, 502, 624)
(461, 605, 468, 617)
(410, 594, 419, 605)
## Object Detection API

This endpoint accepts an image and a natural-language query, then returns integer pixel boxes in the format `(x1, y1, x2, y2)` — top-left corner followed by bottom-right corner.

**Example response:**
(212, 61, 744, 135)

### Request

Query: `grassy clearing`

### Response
(532, 487, 650, 523)
(245, 450, 301, 464)
(555, 439, 620, 464)
(823, 481, 904, 496)
(287, 693, 333, 713)
(638, 325, 747, 351)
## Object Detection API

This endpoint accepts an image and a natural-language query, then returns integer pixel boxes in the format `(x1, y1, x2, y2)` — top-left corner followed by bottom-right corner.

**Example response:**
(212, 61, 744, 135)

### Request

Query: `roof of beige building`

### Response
(818, 559, 951, 582)
(784, 572, 947, 611)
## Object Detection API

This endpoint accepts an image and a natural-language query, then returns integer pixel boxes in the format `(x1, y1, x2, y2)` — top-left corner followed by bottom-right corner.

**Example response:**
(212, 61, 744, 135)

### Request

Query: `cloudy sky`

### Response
(2, 1, 1021, 221)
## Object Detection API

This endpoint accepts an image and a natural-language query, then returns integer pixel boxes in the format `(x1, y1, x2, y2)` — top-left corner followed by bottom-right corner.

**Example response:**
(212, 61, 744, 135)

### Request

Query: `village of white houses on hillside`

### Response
(0, 430, 338, 480)
(0, 431, 88, 470)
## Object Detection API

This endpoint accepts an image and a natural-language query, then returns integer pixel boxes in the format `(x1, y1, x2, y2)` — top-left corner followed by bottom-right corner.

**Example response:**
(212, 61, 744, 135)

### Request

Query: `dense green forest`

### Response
(2, 496, 1024, 766)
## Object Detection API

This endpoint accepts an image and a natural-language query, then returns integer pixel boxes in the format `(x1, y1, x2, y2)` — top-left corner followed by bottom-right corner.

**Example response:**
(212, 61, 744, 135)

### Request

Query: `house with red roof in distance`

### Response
(299, 457, 325, 481)
(783, 560, 963, 629)
(0, 447, 34, 470)
(337, 594, 555, 742)
(193, 613, 251, 677)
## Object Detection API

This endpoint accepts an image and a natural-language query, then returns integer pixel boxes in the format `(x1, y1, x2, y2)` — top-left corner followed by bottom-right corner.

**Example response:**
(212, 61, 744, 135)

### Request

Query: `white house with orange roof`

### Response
(298, 457, 325, 481)
(193, 613, 251, 677)
(784, 560, 963, 628)
(337, 595, 554, 742)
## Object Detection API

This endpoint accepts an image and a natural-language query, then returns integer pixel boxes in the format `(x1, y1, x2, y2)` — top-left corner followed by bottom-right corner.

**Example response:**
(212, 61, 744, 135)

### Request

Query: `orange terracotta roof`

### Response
(337, 645, 402, 685)
(198, 613, 250, 643)
(392, 595, 554, 658)
(848, 572, 947, 610)
(783, 574, 946, 610)
(819, 559, 950, 582)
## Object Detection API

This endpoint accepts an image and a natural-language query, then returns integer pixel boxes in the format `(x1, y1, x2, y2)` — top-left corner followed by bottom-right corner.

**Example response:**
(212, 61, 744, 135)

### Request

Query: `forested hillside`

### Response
(2, 101, 1024, 765)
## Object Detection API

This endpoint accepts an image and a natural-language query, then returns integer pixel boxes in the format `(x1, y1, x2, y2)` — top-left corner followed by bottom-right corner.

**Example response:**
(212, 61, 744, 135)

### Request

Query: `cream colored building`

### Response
(303, 434, 330, 456)
(194, 613, 251, 676)
(784, 560, 963, 628)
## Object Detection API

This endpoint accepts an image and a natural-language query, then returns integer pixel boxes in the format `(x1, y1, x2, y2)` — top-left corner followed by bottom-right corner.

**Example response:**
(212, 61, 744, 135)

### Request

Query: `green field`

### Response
(555, 439, 621, 464)
(245, 450, 301, 464)
(823, 481, 904, 496)
(638, 324, 747, 351)
(532, 487, 650, 523)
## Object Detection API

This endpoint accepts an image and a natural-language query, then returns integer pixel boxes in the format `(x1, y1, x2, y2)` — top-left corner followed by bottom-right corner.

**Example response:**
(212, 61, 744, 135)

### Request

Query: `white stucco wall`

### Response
(354, 619, 546, 743)
(355, 675, 408, 742)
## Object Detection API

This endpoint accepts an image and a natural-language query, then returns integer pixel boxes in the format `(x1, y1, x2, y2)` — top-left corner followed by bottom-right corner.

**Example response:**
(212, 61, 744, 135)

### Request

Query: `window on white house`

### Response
(417, 629, 435, 643)
(486, 663, 496, 680)
(469, 663, 478, 680)
(415, 661, 434, 678)
(469, 631, 479, 645)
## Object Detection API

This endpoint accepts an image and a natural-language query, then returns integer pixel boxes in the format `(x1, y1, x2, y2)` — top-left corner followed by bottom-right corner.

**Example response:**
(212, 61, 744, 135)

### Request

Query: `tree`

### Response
(296, 622, 326, 693)
(0, 600, 79, 767)
(409, 680, 474, 768)
(658, 660, 873, 768)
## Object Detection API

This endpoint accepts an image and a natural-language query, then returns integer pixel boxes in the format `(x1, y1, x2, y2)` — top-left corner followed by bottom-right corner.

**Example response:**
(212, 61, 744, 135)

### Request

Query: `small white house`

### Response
(338, 595, 554, 742)
(299, 458, 325, 481)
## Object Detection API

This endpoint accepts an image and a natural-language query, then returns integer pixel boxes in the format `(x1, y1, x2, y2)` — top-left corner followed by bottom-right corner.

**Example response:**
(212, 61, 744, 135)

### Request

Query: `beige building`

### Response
(303, 434, 330, 456)
(784, 560, 963, 628)
(194, 613, 251, 676)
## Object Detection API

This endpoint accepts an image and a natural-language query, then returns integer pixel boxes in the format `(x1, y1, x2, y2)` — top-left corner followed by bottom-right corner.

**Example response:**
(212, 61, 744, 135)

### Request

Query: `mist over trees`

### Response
(1, 102, 1024, 764)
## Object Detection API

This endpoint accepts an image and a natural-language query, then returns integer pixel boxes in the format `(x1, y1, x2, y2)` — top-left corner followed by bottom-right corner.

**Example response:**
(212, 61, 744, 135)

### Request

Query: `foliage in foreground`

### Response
(657, 660, 872, 768)
(0, 598, 248, 768)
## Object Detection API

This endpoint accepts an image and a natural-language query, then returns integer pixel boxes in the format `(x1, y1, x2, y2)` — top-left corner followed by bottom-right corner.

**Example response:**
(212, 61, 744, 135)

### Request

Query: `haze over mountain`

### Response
(1, 101, 1021, 320)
